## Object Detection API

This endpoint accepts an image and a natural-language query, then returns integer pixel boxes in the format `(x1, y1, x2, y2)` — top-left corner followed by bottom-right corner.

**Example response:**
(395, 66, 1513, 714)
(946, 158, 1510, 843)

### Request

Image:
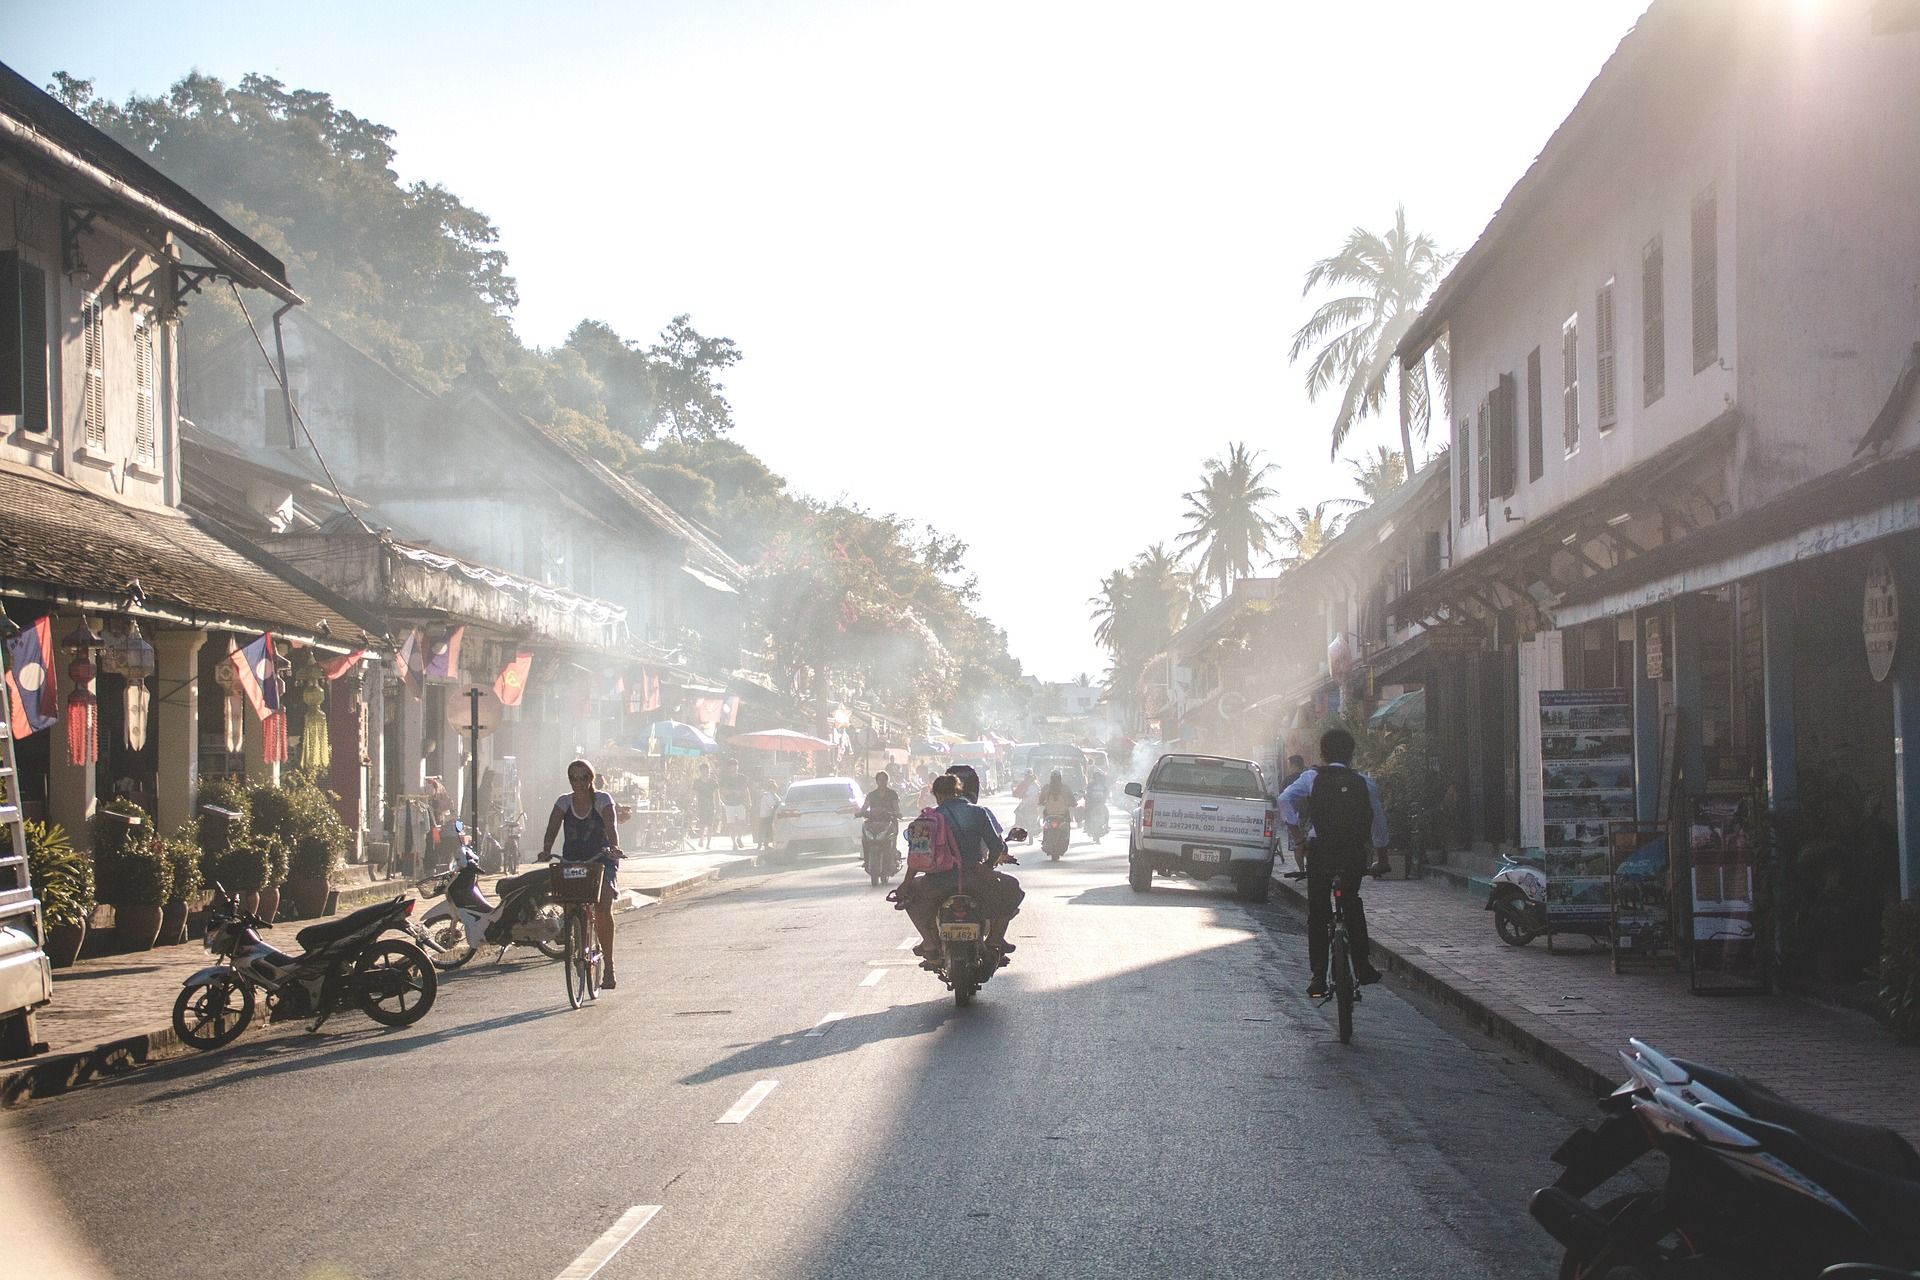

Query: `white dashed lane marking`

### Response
(860, 968, 887, 987)
(716, 1080, 780, 1124)
(805, 1011, 847, 1036)
(555, 1204, 661, 1279)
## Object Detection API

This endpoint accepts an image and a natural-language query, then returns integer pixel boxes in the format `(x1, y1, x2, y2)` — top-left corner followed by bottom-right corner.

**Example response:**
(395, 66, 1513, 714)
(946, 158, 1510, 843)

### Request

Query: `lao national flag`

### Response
(494, 651, 532, 707)
(5, 616, 58, 738)
(424, 626, 463, 681)
(321, 648, 367, 681)
(720, 695, 740, 727)
(392, 629, 422, 692)
(228, 633, 279, 722)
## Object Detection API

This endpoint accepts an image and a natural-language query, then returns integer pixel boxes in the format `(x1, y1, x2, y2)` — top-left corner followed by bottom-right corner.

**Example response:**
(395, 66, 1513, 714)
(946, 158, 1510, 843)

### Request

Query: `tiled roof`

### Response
(0, 463, 376, 649)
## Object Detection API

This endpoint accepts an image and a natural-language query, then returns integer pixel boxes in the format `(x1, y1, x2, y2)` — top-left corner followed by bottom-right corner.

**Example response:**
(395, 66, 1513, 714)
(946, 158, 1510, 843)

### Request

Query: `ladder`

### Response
(0, 672, 52, 1059)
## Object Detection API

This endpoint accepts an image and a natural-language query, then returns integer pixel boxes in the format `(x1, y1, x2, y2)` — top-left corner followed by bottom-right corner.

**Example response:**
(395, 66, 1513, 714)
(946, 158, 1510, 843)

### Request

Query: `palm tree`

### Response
(1289, 206, 1456, 471)
(1175, 442, 1283, 601)
(1346, 445, 1407, 505)
(1275, 502, 1350, 568)
(1088, 570, 1132, 652)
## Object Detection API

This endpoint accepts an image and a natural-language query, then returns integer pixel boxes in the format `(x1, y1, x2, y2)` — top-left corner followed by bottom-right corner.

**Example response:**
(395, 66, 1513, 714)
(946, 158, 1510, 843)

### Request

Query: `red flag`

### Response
(392, 629, 421, 691)
(321, 649, 367, 681)
(5, 616, 57, 738)
(690, 696, 722, 729)
(638, 669, 661, 713)
(495, 651, 533, 707)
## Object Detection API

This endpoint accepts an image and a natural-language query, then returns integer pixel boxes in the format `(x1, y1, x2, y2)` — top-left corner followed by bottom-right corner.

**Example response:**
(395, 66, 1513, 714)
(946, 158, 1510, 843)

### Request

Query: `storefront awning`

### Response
(683, 563, 740, 595)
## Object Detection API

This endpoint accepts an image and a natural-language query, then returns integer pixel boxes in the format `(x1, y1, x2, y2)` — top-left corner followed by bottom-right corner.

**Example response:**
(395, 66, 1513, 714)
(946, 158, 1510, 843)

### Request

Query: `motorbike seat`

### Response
(294, 899, 401, 950)
(445, 873, 494, 914)
(1680, 1060, 1920, 1179)
(1714, 1110, 1920, 1258)
(495, 867, 548, 898)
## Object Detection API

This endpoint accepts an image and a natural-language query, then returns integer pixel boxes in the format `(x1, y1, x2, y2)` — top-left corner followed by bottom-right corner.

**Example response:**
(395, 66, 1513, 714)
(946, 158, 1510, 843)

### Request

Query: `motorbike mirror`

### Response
(1006, 827, 1029, 843)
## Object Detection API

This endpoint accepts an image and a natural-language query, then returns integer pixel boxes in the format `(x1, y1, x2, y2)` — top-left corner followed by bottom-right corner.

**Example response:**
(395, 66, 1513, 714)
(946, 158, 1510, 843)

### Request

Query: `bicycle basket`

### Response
(549, 860, 605, 903)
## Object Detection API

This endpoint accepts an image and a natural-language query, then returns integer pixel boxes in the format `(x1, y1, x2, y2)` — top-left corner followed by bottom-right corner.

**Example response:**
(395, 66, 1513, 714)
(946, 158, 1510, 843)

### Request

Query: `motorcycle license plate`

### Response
(939, 923, 981, 942)
(1191, 847, 1226, 864)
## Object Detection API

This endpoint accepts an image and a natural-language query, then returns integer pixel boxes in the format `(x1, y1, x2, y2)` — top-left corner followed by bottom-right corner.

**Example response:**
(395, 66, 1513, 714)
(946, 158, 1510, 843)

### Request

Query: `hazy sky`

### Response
(4, 0, 1650, 680)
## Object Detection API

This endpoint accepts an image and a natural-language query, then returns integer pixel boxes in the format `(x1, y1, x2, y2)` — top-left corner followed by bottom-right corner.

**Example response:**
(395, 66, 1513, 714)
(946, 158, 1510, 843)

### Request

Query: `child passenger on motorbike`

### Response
(538, 758, 625, 989)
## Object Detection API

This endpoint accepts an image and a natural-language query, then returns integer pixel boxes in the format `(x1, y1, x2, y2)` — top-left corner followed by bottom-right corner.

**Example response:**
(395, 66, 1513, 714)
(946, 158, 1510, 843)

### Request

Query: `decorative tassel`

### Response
(299, 681, 330, 770)
(264, 709, 288, 764)
(65, 655, 97, 767)
(125, 681, 150, 751)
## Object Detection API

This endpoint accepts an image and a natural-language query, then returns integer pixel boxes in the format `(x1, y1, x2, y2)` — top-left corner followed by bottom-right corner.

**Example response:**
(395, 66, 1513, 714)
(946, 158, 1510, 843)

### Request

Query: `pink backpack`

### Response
(904, 807, 961, 873)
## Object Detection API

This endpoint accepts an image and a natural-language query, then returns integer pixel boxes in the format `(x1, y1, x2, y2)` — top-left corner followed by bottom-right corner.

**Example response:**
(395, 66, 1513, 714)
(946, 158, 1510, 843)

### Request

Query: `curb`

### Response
(1269, 871, 1617, 1097)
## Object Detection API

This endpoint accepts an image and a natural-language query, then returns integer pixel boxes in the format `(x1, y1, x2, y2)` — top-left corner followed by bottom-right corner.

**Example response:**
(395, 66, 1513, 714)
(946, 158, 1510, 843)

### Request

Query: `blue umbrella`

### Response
(646, 720, 718, 757)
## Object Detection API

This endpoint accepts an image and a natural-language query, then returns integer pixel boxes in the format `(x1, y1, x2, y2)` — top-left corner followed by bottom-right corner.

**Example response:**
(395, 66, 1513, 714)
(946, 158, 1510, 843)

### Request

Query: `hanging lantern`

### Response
(299, 676, 330, 771)
(65, 653, 97, 767)
(120, 623, 155, 751)
(213, 652, 245, 755)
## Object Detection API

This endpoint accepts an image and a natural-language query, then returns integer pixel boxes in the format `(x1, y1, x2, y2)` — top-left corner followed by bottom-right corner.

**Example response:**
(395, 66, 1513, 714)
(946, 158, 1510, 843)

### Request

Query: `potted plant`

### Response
(286, 825, 346, 919)
(257, 835, 290, 924)
(24, 819, 93, 967)
(256, 770, 349, 918)
(212, 844, 270, 916)
(160, 823, 205, 946)
(194, 775, 251, 890)
(1880, 898, 1920, 1044)
(91, 800, 173, 952)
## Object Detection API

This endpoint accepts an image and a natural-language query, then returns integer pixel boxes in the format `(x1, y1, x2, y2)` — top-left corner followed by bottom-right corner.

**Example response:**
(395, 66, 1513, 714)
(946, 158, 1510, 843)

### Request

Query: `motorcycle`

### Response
(1487, 852, 1547, 946)
(417, 848, 569, 970)
(930, 827, 1026, 1007)
(1041, 812, 1071, 860)
(861, 818, 900, 886)
(1531, 1038, 1920, 1279)
(171, 883, 438, 1050)
(1083, 797, 1110, 841)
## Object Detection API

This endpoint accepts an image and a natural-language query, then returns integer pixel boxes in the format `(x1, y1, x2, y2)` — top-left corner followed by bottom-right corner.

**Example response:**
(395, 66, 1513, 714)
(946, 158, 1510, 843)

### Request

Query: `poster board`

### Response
(1687, 792, 1767, 994)
(1539, 689, 1636, 949)
(1606, 821, 1674, 973)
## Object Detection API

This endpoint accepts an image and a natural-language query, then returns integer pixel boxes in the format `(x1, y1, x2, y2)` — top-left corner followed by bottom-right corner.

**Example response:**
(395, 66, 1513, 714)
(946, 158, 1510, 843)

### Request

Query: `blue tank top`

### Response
(557, 791, 612, 860)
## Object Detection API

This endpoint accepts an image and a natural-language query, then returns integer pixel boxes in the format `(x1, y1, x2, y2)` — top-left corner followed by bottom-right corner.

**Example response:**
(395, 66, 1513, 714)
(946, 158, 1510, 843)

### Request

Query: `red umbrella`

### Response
(728, 728, 836, 753)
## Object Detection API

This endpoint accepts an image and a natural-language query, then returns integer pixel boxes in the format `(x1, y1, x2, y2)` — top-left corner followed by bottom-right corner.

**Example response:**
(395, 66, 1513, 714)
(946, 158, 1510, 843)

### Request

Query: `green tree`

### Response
(1176, 442, 1282, 602)
(1346, 445, 1407, 505)
(1276, 502, 1349, 567)
(1289, 206, 1455, 471)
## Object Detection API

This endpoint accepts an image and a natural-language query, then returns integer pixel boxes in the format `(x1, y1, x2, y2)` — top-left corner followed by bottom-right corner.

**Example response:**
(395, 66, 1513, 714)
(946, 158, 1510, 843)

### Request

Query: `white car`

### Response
(771, 776, 863, 857)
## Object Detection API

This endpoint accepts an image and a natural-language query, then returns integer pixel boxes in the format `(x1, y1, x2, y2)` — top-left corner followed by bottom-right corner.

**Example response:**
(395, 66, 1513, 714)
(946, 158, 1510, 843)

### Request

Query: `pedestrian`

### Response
(693, 762, 719, 850)
(1277, 753, 1308, 868)
(720, 760, 750, 851)
(755, 778, 779, 849)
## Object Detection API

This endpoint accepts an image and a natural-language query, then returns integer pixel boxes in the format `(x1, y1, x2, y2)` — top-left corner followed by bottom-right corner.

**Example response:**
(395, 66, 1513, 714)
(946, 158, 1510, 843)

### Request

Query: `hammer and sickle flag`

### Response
(494, 651, 533, 707)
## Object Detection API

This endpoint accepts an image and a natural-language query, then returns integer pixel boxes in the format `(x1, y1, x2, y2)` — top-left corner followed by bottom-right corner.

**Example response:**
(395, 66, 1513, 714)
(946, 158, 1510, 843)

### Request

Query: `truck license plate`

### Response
(1191, 847, 1225, 864)
(939, 923, 981, 941)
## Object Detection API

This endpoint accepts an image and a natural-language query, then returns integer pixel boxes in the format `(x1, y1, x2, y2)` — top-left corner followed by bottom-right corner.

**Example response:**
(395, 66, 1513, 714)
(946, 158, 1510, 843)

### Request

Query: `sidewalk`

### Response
(1272, 870, 1920, 1138)
(1, 848, 759, 1107)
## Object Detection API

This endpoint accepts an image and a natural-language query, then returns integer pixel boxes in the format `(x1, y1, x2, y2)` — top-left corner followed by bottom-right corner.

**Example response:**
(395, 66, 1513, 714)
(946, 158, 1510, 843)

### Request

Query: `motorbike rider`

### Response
(860, 771, 902, 822)
(538, 758, 626, 989)
(900, 773, 1022, 967)
(945, 763, 1024, 957)
(1278, 728, 1390, 999)
(1084, 765, 1109, 827)
(1039, 769, 1077, 826)
(1012, 769, 1040, 830)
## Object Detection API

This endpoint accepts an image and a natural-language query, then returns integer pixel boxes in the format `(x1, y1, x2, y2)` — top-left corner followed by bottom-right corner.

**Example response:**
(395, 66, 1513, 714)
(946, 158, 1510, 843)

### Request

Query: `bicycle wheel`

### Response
(564, 909, 591, 1009)
(1332, 927, 1354, 1044)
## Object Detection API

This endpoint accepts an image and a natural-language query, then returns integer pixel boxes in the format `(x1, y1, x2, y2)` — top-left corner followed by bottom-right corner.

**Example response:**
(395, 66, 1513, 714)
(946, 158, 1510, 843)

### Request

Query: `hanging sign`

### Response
(1865, 550, 1898, 683)
(1644, 615, 1666, 681)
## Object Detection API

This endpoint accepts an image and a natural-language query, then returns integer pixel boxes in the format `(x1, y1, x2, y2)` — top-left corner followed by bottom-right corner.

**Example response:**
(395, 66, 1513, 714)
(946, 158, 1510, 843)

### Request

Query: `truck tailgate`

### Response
(1147, 796, 1268, 846)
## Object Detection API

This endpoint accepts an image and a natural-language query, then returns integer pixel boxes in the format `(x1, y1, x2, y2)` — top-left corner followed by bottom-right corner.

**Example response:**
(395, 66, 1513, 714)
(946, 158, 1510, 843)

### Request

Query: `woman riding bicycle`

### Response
(538, 758, 624, 988)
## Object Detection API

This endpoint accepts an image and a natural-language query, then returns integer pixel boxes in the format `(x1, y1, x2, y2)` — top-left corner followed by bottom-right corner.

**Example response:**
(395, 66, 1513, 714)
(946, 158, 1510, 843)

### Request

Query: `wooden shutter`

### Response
(82, 294, 106, 447)
(1692, 188, 1718, 373)
(1642, 237, 1665, 405)
(1491, 372, 1518, 498)
(1526, 347, 1544, 481)
(133, 315, 157, 466)
(1476, 398, 1490, 513)
(0, 252, 17, 415)
(1561, 316, 1580, 452)
(1457, 418, 1471, 524)
(1596, 280, 1617, 431)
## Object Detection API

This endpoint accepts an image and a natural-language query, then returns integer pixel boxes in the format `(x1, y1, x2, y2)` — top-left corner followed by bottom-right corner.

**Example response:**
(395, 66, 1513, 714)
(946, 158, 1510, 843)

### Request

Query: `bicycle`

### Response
(549, 858, 607, 1008)
(1285, 866, 1380, 1044)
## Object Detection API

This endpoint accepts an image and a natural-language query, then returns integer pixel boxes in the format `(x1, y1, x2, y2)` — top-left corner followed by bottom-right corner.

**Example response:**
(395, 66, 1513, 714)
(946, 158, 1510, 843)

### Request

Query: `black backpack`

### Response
(1308, 765, 1372, 859)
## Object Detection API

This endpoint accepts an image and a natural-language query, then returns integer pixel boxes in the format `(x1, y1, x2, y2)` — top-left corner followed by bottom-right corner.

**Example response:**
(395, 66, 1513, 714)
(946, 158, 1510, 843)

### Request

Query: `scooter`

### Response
(417, 848, 569, 970)
(1532, 1038, 1920, 1279)
(929, 829, 1026, 1007)
(171, 883, 437, 1049)
(1041, 812, 1071, 860)
(861, 818, 900, 886)
(1083, 799, 1110, 841)
(1487, 853, 1547, 946)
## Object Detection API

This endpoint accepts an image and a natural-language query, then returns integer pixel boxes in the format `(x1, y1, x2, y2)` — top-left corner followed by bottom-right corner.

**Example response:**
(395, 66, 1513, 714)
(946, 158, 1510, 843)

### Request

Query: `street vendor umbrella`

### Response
(728, 728, 836, 753)
(646, 720, 718, 757)
(910, 738, 951, 756)
(950, 740, 995, 759)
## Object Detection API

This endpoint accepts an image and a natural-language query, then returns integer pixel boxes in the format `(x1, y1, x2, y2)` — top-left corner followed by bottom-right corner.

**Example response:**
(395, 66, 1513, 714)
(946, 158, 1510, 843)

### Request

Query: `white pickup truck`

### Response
(1123, 753, 1278, 902)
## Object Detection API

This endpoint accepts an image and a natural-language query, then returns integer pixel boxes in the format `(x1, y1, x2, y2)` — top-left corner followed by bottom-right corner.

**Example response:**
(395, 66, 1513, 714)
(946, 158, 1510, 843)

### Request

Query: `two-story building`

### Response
(1393, 0, 1920, 895)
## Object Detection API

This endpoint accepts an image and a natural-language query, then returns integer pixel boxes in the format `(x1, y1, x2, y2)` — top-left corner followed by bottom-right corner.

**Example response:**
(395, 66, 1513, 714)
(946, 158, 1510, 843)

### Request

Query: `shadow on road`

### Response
(679, 1001, 961, 1086)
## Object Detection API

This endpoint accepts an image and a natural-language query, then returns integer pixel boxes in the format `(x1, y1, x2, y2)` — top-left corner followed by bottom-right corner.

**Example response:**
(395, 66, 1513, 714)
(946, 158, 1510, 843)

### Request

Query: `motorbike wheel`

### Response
(171, 976, 255, 1051)
(951, 952, 976, 1008)
(532, 903, 569, 960)
(1494, 898, 1538, 947)
(423, 917, 475, 971)
(353, 940, 438, 1027)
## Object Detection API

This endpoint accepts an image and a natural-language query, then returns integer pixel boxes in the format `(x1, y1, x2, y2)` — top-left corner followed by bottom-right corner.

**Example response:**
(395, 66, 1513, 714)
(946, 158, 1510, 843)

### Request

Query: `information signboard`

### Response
(1687, 792, 1767, 994)
(1539, 689, 1636, 949)
(1606, 821, 1674, 973)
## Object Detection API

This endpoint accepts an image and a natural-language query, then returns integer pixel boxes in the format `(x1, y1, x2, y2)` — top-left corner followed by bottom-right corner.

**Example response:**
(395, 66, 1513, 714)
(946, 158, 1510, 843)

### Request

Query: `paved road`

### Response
(4, 802, 1597, 1279)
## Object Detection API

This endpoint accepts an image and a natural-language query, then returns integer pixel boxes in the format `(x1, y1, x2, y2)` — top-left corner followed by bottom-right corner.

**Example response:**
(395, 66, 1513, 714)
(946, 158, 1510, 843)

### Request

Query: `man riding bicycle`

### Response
(538, 758, 624, 989)
(1278, 728, 1390, 999)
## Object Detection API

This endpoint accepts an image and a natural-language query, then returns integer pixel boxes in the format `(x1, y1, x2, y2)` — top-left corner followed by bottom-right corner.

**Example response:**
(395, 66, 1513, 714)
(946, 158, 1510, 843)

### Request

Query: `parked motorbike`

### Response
(1531, 1038, 1920, 1279)
(861, 818, 900, 886)
(1487, 853, 1547, 946)
(929, 828, 1026, 1007)
(417, 849, 568, 970)
(1041, 813, 1071, 860)
(172, 883, 437, 1050)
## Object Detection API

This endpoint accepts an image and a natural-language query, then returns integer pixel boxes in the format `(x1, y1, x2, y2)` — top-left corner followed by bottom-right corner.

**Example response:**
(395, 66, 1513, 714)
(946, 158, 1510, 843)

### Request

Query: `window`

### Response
(1526, 347, 1544, 481)
(1691, 186, 1718, 373)
(1476, 397, 1490, 514)
(1491, 372, 1518, 499)
(81, 293, 106, 449)
(133, 314, 157, 468)
(1147, 757, 1269, 800)
(0, 252, 50, 435)
(1457, 417, 1471, 524)
(1642, 236, 1665, 405)
(1596, 279, 1618, 431)
(1561, 314, 1580, 453)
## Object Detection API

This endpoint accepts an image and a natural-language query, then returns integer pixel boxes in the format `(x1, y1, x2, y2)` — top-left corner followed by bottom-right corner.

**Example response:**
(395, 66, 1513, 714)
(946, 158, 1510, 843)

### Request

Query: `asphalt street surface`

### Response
(4, 799, 1606, 1279)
